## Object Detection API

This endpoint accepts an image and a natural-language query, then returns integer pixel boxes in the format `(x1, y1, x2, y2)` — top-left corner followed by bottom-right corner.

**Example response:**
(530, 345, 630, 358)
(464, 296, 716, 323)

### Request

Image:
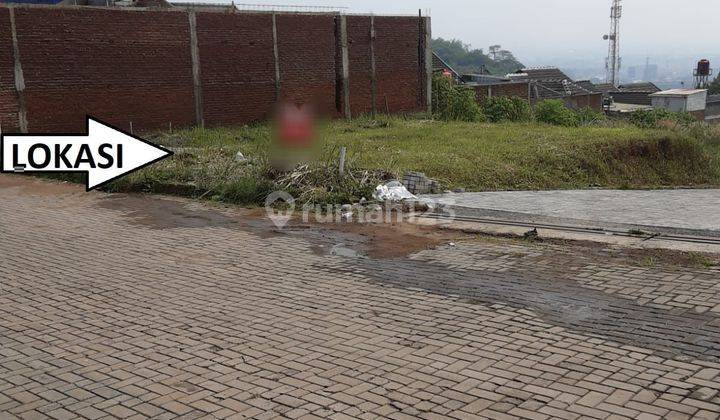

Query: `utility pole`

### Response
(603, 0, 622, 87)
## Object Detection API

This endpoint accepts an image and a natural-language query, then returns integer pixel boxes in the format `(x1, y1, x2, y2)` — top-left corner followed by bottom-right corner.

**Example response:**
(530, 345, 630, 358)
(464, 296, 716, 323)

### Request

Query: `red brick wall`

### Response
(0, 7, 427, 133)
(564, 94, 603, 111)
(276, 14, 338, 118)
(347, 16, 373, 116)
(196, 12, 276, 126)
(473, 82, 530, 103)
(689, 110, 706, 121)
(345, 16, 426, 117)
(374, 16, 422, 114)
(0, 8, 18, 132)
(14, 8, 195, 133)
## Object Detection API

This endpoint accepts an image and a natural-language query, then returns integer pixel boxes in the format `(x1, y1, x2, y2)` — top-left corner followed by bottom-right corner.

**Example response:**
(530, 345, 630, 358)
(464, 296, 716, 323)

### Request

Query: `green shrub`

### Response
(482, 96, 532, 122)
(709, 74, 720, 95)
(629, 109, 696, 129)
(432, 73, 483, 122)
(534, 100, 578, 126)
(574, 107, 606, 126)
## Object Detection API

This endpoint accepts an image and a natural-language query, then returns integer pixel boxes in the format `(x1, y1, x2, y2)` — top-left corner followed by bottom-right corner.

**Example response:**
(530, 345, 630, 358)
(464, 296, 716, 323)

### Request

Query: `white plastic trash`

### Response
(372, 181, 417, 201)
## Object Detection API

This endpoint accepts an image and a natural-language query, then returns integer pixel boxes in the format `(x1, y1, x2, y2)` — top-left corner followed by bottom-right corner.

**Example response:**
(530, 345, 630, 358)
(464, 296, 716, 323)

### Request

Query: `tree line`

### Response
(431, 38, 524, 76)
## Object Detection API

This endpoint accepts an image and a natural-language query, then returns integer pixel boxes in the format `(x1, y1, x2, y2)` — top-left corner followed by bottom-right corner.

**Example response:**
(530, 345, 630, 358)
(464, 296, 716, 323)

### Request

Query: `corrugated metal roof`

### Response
(533, 80, 596, 100)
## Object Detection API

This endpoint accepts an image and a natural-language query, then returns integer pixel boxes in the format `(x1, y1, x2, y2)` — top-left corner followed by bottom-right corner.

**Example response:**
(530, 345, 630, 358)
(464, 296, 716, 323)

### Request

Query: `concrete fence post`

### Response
(369, 15, 377, 118)
(9, 7, 28, 133)
(338, 146, 346, 175)
(424, 16, 432, 114)
(188, 11, 204, 127)
(339, 15, 351, 119)
(527, 81, 532, 102)
(272, 13, 281, 101)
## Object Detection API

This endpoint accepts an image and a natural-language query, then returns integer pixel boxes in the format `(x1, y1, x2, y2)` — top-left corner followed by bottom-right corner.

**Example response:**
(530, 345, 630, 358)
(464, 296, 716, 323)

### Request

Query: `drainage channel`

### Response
(421, 213, 720, 246)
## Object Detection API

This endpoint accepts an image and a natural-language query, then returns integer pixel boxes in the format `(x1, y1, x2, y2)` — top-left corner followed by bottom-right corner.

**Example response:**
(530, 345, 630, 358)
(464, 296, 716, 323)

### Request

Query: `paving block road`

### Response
(1, 175, 720, 420)
(422, 189, 720, 235)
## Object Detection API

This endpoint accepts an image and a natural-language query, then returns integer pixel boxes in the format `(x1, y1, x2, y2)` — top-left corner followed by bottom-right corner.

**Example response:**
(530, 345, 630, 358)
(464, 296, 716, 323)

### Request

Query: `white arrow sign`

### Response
(1, 116, 173, 191)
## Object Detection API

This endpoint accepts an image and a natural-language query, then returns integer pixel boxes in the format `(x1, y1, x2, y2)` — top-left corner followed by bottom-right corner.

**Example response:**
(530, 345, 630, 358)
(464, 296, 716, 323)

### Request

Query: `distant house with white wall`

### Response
(649, 89, 708, 120)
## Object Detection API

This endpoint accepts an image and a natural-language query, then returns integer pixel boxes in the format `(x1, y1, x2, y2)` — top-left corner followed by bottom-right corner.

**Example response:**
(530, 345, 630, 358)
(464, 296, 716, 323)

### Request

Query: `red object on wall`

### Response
(276, 104, 315, 148)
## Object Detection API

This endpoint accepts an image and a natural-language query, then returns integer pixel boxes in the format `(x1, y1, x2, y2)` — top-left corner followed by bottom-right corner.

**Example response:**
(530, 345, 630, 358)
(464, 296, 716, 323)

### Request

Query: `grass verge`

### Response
(105, 117, 720, 205)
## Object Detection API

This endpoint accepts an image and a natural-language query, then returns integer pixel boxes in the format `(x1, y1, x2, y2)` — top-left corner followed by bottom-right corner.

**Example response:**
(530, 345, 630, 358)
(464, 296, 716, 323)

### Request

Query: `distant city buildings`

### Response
(627, 67, 637, 80)
(621, 63, 657, 83)
(527, 53, 718, 91)
(643, 64, 659, 82)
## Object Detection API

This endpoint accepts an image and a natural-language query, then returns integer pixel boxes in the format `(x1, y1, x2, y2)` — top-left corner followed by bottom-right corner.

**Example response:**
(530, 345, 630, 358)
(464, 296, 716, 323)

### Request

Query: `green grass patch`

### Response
(109, 117, 720, 204)
(323, 120, 720, 190)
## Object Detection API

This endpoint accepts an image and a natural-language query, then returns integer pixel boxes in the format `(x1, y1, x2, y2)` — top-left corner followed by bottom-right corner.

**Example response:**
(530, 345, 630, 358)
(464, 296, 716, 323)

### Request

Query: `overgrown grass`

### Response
(106, 117, 720, 204)
(324, 119, 720, 190)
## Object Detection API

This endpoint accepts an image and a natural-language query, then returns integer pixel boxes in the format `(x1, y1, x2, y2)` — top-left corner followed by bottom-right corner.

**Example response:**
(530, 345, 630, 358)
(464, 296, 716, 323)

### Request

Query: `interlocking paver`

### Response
(1, 175, 720, 419)
(422, 189, 720, 234)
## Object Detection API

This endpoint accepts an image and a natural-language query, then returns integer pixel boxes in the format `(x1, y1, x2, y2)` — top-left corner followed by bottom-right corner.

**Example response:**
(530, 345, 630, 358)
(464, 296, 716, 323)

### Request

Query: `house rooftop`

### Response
(432, 52, 462, 81)
(617, 82, 661, 93)
(534, 80, 596, 99)
(574, 80, 597, 93)
(462, 74, 513, 85)
(593, 83, 618, 94)
(650, 89, 708, 97)
(509, 67, 570, 81)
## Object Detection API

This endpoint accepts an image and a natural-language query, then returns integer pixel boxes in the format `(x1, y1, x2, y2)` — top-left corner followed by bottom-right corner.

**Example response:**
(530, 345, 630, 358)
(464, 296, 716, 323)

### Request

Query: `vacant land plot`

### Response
(107, 118, 720, 203)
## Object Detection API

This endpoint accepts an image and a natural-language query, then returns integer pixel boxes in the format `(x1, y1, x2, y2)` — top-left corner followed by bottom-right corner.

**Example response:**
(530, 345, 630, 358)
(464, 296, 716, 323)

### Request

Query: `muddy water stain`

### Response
(97, 195, 242, 230)
(0, 174, 85, 197)
(288, 222, 468, 259)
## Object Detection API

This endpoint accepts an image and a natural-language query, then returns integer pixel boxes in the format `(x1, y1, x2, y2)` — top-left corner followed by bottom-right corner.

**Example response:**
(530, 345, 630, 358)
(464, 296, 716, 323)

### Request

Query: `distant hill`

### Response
(432, 38, 524, 76)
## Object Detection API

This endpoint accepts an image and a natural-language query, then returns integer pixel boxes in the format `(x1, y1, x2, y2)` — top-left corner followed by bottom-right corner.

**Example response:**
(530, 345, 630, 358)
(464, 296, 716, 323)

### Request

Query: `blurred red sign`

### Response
(277, 104, 315, 148)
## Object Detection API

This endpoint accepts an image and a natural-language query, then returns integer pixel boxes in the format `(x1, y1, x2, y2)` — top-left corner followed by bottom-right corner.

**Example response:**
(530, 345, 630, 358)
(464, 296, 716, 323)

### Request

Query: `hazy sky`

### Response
(241, 0, 718, 63)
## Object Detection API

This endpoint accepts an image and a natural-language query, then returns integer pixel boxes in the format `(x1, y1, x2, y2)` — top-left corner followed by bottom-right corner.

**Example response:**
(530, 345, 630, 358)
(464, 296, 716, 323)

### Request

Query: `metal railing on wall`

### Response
(233, 3, 348, 13)
(231, 3, 429, 16)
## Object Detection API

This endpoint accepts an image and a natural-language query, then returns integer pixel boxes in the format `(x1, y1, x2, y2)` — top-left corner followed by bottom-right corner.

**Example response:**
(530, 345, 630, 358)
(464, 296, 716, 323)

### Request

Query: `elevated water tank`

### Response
(697, 59, 711, 77)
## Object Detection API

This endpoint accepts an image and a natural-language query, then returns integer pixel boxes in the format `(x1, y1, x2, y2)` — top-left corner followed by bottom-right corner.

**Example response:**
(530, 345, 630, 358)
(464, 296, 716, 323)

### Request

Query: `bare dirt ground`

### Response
(2, 174, 720, 420)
